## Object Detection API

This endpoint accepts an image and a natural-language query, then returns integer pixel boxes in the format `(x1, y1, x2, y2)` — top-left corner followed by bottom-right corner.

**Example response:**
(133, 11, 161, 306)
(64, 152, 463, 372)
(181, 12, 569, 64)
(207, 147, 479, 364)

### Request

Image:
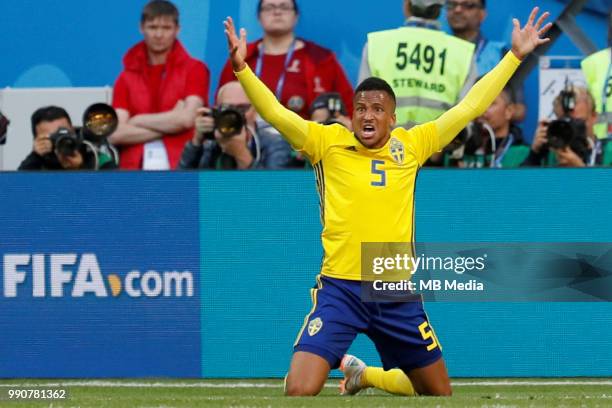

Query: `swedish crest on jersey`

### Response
(389, 137, 405, 164)
(308, 317, 323, 336)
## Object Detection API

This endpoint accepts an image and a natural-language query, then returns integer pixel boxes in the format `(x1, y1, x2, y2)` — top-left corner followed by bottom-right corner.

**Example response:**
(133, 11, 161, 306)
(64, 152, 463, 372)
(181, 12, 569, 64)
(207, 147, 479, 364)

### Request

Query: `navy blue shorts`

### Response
(294, 275, 443, 371)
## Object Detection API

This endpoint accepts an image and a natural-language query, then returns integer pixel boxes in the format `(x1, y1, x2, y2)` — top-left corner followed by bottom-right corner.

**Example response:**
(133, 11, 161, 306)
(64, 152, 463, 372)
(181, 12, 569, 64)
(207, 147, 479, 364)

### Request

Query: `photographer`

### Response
(434, 87, 528, 168)
(178, 81, 292, 169)
(270, 93, 354, 168)
(18, 106, 118, 171)
(309, 93, 352, 129)
(522, 86, 606, 167)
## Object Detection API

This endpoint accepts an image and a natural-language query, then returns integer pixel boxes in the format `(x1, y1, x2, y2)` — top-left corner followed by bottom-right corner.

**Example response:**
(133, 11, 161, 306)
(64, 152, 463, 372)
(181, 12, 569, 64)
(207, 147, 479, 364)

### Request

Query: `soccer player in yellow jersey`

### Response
(224, 7, 551, 397)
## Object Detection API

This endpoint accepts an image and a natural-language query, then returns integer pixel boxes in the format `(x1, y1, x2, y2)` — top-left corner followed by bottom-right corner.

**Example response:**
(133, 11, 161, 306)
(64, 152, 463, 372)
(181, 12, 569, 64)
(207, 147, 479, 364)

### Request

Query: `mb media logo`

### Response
(2, 254, 194, 298)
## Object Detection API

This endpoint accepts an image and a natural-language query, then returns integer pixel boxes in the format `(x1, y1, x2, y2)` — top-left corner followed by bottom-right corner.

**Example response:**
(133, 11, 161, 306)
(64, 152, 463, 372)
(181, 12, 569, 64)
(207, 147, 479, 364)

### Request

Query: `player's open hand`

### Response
(224, 17, 247, 72)
(511, 7, 552, 60)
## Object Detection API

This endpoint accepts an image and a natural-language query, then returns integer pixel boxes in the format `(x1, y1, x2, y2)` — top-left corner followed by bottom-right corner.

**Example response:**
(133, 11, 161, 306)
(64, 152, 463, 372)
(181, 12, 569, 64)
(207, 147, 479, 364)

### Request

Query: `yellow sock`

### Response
(361, 367, 416, 396)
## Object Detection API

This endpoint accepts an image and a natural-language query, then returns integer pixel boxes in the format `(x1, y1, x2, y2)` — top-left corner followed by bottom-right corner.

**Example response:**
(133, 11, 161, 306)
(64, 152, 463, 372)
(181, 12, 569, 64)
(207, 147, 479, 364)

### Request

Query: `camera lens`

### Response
(216, 109, 244, 137)
(56, 136, 79, 156)
(547, 120, 573, 149)
(50, 127, 81, 157)
(82, 103, 118, 140)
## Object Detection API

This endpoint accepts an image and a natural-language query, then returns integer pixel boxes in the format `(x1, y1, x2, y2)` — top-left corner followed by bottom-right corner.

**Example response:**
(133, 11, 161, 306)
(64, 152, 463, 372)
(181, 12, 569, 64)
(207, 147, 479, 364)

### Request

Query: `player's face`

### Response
(141, 16, 179, 56)
(258, 0, 298, 36)
(352, 91, 396, 149)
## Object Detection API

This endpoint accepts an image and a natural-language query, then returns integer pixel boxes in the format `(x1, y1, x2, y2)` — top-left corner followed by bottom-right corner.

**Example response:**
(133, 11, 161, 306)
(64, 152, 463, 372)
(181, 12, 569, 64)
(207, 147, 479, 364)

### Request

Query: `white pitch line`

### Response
(451, 381, 612, 386)
(0, 380, 611, 388)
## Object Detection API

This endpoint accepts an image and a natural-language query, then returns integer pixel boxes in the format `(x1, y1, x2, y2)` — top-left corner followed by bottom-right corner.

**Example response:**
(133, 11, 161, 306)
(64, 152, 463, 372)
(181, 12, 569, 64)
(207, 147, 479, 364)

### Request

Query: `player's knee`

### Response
(284, 377, 323, 396)
(435, 384, 452, 397)
(284, 383, 322, 396)
(420, 383, 452, 397)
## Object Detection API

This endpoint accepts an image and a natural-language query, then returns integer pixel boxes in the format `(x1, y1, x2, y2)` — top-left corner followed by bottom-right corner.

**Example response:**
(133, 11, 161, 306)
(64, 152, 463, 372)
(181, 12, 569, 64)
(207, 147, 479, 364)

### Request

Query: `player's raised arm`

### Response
(434, 7, 552, 149)
(224, 17, 310, 150)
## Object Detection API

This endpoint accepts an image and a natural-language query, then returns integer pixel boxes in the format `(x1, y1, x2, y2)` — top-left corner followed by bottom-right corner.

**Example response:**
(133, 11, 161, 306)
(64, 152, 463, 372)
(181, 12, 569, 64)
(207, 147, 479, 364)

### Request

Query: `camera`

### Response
(309, 93, 348, 126)
(546, 118, 590, 160)
(445, 122, 486, 155)
(203, 105, 246, 140)
(49, 103, 119, 168)
(545, 82, 590, 162)
(49, 127, 83, 156)
(81, 103, 119, 143)
(50, 103, 118, 154)
(444, 121, 496, 167)
(0, 111, 9, 145)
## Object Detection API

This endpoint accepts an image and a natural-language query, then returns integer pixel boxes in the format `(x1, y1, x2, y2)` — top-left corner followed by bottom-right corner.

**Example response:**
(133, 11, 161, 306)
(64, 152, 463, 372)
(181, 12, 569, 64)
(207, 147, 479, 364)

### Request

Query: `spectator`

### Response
(19, 106, 117, 170)
(581, 11, 612, 139)
(359, 0, 476, 129)
(478, 86, 528, 167)
(441, 87, 528, 168)
(109, 0, 209, 170)
(217, 0, 353, 121)
(178, 81, 292, 170)
(446, 0, 526, 121)
(522, 87, 611, 167)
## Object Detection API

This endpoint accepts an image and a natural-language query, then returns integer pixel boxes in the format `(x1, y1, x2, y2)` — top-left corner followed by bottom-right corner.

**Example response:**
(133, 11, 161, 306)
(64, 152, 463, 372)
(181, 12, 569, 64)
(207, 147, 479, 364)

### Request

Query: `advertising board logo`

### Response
(2, 253, 193, 298)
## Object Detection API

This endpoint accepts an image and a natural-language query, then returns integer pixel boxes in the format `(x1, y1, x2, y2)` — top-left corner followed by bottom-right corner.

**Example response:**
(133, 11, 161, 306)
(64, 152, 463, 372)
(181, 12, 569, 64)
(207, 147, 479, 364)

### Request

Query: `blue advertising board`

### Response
(0, 170, 611, 378)
(0, 173, 201, 377)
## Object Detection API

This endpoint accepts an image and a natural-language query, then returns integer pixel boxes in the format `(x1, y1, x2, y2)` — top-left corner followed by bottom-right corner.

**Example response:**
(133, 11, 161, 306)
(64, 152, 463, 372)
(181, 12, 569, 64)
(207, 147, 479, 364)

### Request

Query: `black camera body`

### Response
(46, 103, 119, 170)
(49, 127, 83, 157)
(544, 81, 591, 162)
(546, 118, 590, 161)
(204, 105, 246, 140)
(48, 103, 119, 157)
(309, 92, 347, 126)
(445, 121, 490, 156)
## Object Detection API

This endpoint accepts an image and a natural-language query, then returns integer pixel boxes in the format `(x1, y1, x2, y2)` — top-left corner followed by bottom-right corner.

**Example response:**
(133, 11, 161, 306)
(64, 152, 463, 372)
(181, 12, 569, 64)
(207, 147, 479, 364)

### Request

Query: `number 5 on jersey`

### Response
(419, 321, 441, 351)
(371, 160, 386, 187)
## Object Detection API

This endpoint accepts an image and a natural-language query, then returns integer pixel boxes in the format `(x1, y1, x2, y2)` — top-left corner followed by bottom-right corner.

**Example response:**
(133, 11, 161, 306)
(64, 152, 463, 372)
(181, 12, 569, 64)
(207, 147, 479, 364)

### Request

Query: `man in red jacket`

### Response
(110, 0, 209, 170)
(217, 0, 353, 121)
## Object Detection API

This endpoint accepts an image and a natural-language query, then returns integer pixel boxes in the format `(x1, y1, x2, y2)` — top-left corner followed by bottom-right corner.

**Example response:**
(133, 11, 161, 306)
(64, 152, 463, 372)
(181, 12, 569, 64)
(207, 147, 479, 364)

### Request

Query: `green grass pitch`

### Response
(1, 379, 610, 407)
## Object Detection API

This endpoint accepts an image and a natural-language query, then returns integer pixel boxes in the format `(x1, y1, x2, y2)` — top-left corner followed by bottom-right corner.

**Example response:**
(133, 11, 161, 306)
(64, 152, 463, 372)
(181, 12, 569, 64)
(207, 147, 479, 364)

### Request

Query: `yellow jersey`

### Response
(236, 51, 521, 281)
(301, 121, 438, 280)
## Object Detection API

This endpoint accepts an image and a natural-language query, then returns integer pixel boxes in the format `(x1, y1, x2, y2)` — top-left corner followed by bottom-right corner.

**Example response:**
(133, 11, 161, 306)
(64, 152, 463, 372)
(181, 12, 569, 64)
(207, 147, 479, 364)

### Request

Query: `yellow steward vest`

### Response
(581, 48, 612, 139)
(367, 26, 475, 126)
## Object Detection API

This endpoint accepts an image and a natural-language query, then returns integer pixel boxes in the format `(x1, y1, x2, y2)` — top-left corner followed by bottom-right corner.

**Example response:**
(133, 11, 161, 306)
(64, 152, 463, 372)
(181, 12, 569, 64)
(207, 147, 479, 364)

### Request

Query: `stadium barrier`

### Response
(1, 170, 611, 378)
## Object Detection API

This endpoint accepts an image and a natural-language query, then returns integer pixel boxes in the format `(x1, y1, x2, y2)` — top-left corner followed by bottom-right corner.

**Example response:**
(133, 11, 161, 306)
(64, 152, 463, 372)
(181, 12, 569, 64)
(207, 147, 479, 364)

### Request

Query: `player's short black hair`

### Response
(257, 0, 299, 15)
(354, 77, 397, 106)
(30, 106, 72, 138)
